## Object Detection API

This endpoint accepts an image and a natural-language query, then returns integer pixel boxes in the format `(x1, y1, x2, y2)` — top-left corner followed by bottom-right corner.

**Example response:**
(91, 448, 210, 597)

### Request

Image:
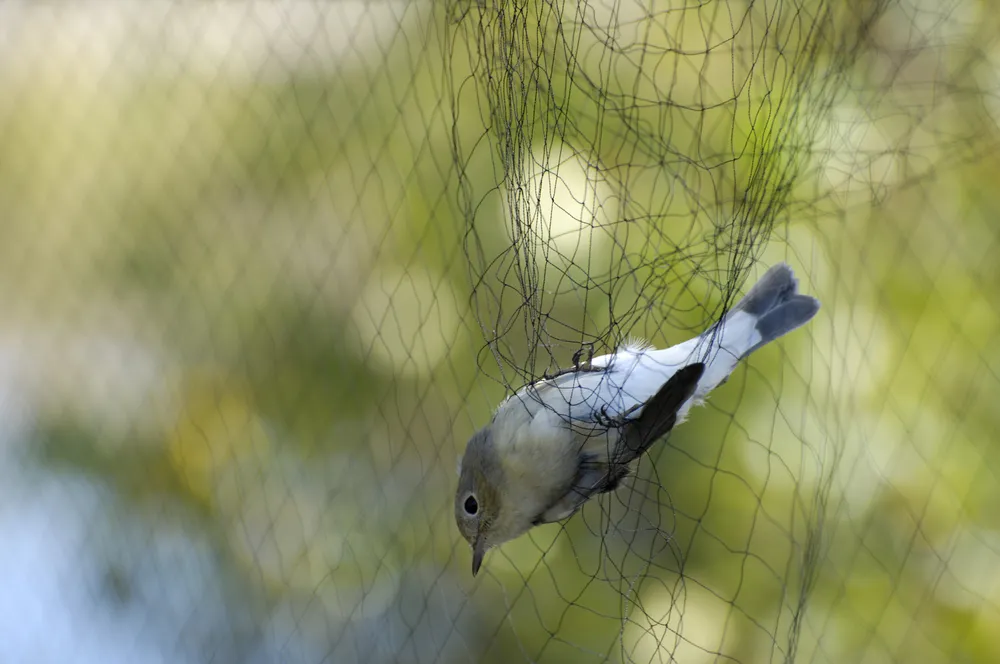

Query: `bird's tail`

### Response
(730, 263, 821, 357)
(695, 263, 820, 393)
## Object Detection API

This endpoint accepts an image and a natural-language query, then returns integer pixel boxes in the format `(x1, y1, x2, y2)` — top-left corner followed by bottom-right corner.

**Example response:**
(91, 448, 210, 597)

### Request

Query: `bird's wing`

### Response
(530, 363, 705, 525)
(531, 458, 629, 525)
(515, 342, 699, 427)
(614, 362, 705, 461)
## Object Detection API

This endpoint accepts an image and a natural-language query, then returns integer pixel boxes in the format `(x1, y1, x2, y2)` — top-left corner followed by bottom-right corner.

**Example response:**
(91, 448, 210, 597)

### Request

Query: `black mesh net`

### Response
(0, 1, 998, 663)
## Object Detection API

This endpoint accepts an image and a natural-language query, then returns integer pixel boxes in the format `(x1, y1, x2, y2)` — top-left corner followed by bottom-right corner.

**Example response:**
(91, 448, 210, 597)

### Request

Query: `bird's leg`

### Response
(572, 342, 595, 371)
(593, 405, 620, 429)
(593, 393, 652, 430)
(537, 342, 601, 383)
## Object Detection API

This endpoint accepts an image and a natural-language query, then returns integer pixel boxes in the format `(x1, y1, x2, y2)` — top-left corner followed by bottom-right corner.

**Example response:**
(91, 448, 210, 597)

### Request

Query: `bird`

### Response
(455, 263, 821, 576)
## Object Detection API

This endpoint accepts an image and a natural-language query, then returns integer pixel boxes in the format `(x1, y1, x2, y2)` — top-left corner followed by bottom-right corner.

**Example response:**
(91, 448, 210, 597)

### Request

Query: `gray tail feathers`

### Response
(734, 263, 821, 358)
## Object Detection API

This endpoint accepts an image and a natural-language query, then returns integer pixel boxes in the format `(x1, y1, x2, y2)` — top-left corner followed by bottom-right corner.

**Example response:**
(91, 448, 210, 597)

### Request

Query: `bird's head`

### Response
(455, 425, 505, 576)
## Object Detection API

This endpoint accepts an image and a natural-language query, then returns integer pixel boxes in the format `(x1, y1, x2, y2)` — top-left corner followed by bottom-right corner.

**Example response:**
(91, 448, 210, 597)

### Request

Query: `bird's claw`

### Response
(594, 405, 618, 429)
(572, 342, 595, 371)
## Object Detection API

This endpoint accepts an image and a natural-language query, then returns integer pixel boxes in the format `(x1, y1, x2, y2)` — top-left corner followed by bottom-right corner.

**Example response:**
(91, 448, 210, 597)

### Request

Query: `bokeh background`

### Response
(1, 1, 999, 663)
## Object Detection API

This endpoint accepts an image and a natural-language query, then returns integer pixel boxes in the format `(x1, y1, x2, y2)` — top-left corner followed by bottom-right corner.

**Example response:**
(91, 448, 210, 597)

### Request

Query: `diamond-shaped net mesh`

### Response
(0, 1, 998, 663)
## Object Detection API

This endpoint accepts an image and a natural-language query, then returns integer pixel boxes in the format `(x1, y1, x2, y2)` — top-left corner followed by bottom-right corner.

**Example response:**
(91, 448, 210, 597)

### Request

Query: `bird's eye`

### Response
(463, 494, 479, 516)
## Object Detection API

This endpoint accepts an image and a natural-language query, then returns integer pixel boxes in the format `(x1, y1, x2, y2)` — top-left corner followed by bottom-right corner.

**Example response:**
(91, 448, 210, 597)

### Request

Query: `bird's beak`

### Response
(471, 536, 486, 577)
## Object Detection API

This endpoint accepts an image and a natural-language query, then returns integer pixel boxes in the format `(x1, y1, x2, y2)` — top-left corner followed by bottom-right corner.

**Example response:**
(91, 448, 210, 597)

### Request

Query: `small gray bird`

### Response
(455, 263, 820, 576)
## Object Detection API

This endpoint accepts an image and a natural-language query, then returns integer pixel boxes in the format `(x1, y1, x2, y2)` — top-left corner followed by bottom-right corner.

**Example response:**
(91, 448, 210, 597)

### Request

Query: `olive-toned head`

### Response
(455, 425, 503, 576)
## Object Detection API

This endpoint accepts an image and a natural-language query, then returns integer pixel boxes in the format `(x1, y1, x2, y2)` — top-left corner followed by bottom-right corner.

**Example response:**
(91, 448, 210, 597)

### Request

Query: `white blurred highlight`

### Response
(510, 142, 615, 276)
(0, 0, 418, 83)
(624, 583, 730, 664)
